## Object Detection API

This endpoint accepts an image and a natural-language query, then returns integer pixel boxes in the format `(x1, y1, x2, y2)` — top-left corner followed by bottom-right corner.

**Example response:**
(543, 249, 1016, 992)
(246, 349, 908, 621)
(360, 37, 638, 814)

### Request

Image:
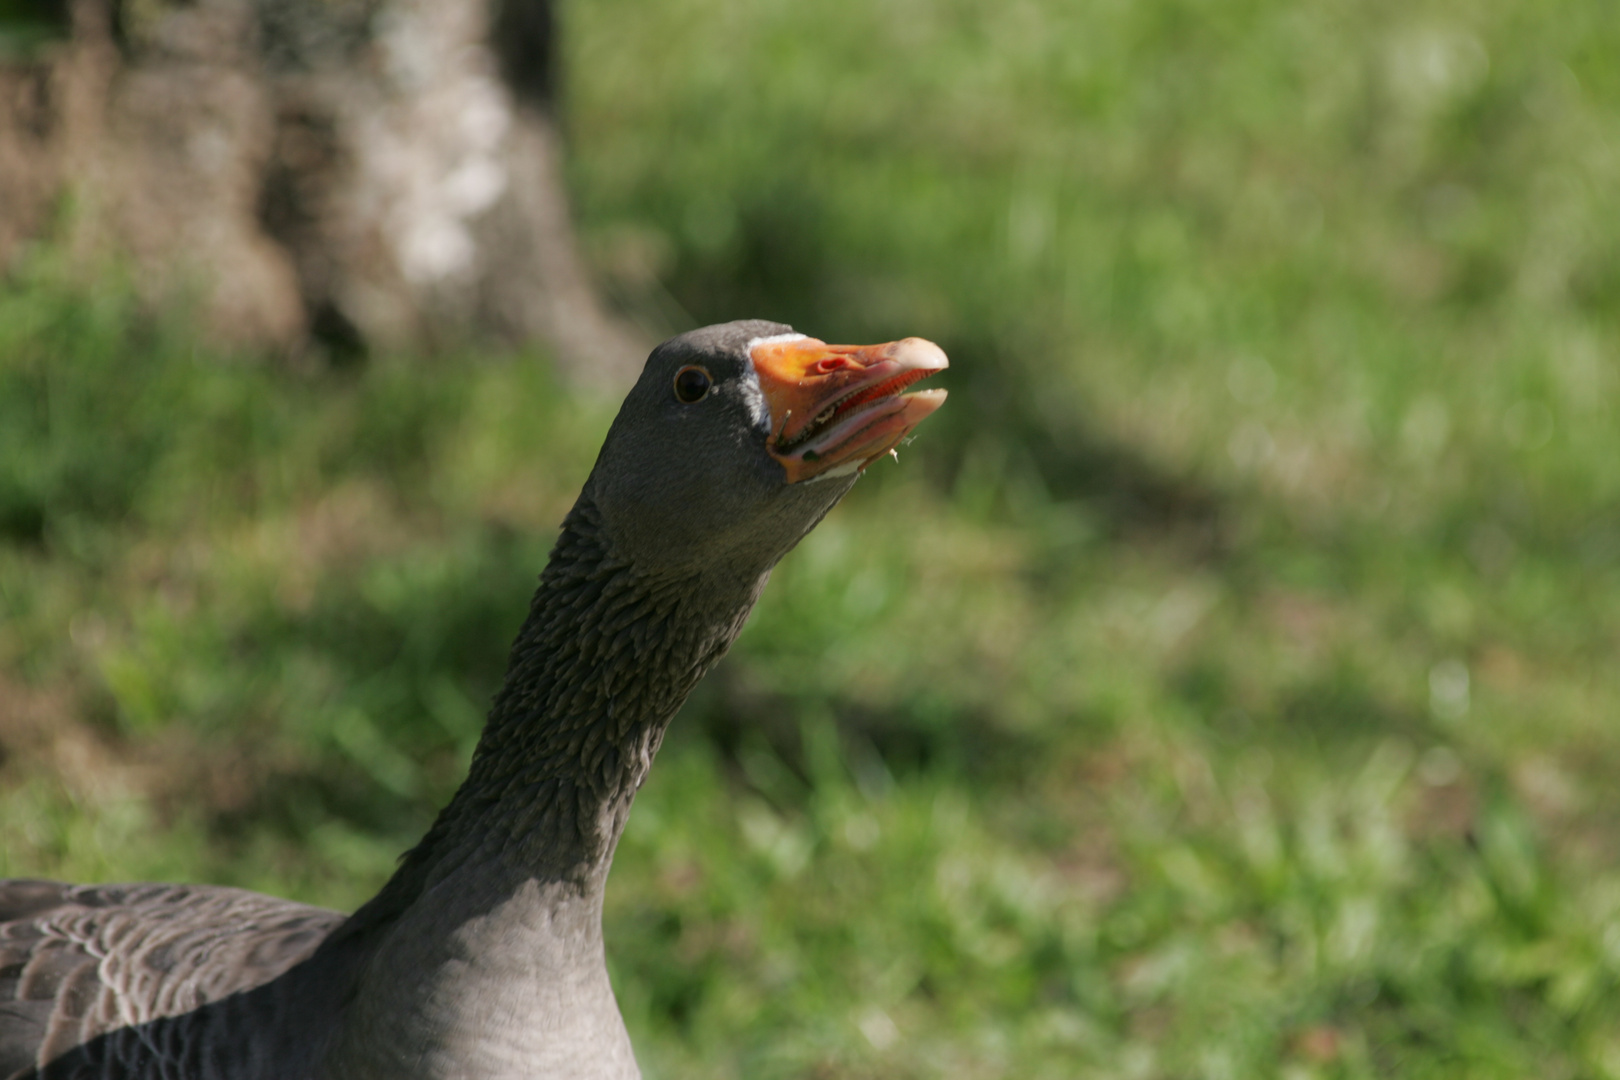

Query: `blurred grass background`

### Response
(4, 0, 1620, 1076)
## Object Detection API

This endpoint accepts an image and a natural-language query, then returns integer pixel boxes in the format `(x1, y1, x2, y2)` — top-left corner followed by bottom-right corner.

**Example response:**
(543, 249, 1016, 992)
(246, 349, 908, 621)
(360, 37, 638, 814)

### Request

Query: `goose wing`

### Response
(1, 879, 344, 1078)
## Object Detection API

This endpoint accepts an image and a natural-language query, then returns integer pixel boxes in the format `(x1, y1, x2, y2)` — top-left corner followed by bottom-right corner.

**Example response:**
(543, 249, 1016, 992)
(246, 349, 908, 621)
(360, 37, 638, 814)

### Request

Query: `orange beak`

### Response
(752, 336, 949, 483)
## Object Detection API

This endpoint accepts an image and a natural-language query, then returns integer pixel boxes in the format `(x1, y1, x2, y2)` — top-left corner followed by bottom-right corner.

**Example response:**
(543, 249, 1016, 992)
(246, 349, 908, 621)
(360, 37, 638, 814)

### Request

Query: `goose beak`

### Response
(751, 336, 948, 483)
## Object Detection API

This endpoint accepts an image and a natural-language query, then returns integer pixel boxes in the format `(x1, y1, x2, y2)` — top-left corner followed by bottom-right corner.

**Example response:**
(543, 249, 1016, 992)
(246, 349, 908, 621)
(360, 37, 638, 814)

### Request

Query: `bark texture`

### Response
(0, 0, 642, 381)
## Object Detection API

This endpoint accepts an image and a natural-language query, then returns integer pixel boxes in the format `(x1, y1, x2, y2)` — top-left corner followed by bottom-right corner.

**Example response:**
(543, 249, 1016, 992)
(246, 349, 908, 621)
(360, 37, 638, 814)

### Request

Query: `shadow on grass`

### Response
(1176, 659, 1445, 753)
(909, 348, 1230, 560)
(679, 664, 1083, 807)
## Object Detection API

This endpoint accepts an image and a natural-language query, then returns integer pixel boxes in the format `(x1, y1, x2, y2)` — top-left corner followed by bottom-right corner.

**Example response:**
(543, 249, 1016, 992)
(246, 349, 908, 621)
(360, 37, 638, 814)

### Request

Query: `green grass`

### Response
(5, 0, 1620, 1075)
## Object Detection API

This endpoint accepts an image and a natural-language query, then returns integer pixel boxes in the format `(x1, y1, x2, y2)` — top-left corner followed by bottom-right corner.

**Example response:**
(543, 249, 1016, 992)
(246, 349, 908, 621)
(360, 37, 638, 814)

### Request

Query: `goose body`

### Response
(0, 322, 947, 1080)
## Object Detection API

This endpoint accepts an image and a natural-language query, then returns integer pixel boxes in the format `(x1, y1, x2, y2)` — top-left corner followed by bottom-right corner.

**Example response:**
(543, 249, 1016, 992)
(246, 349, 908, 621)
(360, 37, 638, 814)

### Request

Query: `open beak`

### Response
(752, 336, 948, 483)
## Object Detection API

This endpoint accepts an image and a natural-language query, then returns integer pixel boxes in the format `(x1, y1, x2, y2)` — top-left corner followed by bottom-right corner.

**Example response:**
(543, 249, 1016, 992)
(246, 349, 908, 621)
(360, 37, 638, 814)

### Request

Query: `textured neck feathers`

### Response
(343, 491, 766, 933)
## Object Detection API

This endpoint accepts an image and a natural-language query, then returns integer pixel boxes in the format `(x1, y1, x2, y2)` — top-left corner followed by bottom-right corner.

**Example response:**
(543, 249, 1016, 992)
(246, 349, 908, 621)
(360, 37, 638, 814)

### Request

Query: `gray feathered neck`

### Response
(340, 487, 767, 935)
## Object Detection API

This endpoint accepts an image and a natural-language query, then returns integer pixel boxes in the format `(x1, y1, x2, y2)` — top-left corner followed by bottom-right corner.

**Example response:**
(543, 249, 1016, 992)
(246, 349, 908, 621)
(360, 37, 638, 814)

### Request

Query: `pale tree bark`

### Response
(0, 0, 643, 383)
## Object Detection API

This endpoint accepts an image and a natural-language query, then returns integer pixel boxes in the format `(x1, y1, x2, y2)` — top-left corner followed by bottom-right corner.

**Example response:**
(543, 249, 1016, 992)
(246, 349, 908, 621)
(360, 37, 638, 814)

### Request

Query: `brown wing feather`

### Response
(1, 879, 346, 1079)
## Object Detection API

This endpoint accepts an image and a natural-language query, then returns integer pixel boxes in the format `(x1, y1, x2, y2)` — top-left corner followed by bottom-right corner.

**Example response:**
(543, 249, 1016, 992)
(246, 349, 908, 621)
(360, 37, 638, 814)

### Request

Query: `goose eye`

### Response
(673, 365, 712, 403)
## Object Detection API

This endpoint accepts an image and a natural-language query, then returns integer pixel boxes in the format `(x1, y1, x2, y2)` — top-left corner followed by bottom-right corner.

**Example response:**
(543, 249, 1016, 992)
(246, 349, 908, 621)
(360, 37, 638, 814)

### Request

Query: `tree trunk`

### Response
(0, 0, 643, 382)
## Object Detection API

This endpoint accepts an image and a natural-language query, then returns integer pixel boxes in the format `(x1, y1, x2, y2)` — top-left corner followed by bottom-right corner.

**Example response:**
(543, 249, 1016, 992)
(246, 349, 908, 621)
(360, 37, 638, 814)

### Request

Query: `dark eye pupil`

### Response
(674, 366, 712, 403)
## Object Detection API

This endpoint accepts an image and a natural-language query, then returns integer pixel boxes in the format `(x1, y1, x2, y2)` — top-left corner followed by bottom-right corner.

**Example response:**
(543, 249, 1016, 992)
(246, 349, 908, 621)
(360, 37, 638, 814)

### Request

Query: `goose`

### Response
(0, 320, 948, 1080)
